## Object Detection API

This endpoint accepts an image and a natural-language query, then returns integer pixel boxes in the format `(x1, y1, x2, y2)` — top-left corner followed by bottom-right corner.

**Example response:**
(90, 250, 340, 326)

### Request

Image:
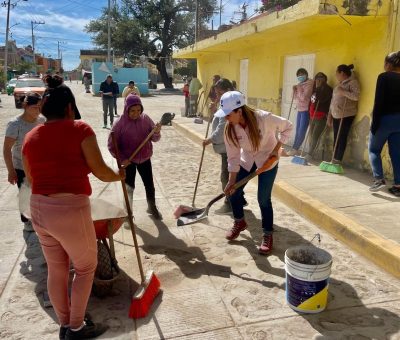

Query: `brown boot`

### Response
(225, 219, 247, 240)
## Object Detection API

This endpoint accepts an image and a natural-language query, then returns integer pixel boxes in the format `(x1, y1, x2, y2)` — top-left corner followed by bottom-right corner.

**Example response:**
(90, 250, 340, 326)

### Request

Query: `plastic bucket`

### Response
(285, 245, 332, 313)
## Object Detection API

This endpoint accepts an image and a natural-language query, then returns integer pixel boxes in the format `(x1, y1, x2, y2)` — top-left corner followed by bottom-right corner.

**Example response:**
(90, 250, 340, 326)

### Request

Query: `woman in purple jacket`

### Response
(108, 95, 162, 219)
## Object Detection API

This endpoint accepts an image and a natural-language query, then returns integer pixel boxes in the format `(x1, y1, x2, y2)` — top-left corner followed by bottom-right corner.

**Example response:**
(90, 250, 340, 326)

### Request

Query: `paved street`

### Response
(1, 83, 400, 339)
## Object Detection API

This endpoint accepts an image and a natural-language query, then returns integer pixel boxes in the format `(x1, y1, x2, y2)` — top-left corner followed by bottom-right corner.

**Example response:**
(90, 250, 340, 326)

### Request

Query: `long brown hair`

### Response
(224, 105, 261, 151)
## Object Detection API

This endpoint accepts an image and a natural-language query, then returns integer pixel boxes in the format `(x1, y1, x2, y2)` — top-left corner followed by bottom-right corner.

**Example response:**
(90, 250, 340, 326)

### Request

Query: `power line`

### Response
(0, 31, 92, 43)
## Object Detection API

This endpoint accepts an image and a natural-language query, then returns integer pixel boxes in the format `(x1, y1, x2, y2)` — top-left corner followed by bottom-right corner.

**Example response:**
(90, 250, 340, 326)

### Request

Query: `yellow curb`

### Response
(172, 121, 204, 146)
(273, 180, 400, 279)
(172, 119, 400, 278)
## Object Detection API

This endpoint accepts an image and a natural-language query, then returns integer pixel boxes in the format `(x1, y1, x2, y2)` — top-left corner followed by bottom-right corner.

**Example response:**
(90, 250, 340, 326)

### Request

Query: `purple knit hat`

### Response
(124, 94, 143, 116)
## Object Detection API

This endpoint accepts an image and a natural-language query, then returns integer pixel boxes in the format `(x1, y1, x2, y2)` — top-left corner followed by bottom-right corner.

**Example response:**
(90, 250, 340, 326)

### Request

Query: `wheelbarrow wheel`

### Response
(92, 240, 113, 298)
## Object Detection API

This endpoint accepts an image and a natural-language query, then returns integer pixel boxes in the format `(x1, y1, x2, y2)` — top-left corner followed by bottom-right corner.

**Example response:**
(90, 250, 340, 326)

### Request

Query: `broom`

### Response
(192, 85, 214, 206)
(291, 100, 320, 166)
(282, 91, 295, 152)
(111, 132, 160, 319)
(319, 98, 347, 174)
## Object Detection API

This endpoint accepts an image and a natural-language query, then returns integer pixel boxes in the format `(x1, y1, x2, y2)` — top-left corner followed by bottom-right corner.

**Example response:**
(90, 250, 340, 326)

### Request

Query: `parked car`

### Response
(6, 78, 18, 95)
(13, 78, 46, 108)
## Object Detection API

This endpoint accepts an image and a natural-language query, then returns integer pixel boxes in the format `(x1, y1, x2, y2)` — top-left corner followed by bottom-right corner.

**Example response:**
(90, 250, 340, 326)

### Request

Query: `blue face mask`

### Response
(297, 75, 307, 83)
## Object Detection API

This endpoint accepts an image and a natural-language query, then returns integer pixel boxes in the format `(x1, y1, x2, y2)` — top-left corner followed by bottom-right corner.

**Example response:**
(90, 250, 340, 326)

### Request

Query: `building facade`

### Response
(174, 0, 399, 177)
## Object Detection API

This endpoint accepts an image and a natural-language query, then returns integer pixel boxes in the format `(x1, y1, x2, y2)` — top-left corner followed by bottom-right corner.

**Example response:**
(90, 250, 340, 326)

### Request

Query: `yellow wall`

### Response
(191, 15, 394, 175)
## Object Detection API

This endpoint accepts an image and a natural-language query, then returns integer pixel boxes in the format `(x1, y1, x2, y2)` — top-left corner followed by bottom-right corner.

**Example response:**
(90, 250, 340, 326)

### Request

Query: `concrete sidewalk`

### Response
(172, 114, 400, 279)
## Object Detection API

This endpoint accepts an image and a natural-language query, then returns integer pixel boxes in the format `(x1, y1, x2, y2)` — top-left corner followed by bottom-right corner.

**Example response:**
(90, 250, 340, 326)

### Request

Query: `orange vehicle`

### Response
(13, 77, 46, 108)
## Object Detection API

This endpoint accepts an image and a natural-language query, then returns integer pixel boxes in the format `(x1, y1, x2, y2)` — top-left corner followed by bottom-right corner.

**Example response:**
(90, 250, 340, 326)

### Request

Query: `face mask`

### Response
(297, 75, 307, 83)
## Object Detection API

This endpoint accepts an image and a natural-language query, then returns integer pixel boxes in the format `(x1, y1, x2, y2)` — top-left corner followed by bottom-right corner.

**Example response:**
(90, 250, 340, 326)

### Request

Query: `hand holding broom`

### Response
(111, 131, 160, 319)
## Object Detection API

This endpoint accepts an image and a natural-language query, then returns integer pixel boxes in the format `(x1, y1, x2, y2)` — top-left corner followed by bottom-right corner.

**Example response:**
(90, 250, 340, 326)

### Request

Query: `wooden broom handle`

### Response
(127, 124, 160, 163)
(111, 131, 145, 282)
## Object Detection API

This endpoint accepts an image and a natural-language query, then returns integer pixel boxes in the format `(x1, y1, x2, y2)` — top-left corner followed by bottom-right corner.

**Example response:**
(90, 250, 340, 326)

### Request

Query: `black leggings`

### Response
(16, 169, 29, 223)
(332, 116, 355, 161)
(125, 159, 156, 203)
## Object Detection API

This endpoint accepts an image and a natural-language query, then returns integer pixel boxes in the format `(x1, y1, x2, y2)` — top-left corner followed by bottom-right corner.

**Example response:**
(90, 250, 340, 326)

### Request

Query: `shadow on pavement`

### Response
(137, 219, 232, 280)
(19, 230, 139, 339)
(240, 209, 400, 338)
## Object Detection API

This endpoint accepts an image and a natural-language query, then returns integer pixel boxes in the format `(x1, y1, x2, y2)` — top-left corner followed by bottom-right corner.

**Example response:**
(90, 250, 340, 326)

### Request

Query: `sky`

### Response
(0, 0, 261, 71)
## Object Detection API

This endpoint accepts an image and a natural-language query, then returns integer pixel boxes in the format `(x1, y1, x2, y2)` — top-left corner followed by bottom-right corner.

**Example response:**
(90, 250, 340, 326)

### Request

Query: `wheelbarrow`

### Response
(91, 198, 127, 298)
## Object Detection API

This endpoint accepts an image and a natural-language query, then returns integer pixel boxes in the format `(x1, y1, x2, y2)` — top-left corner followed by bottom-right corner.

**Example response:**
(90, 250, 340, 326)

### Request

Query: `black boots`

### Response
(147, 201, 162, 220)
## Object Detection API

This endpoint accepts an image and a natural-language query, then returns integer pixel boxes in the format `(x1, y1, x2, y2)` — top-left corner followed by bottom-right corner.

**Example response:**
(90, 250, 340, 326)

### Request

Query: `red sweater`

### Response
(22, 120, 94, 195)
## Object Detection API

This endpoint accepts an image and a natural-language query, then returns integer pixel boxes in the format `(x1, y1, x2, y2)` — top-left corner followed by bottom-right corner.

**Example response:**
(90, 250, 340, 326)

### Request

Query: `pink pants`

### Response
(30, 194, 97, 328)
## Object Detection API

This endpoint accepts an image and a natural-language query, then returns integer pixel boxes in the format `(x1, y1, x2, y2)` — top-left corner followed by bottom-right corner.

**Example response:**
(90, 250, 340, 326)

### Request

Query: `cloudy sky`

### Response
(0, 0, 261, 71)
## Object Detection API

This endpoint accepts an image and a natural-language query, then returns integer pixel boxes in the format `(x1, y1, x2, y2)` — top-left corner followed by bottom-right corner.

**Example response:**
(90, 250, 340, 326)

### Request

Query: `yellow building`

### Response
(174, 0, 399, 176)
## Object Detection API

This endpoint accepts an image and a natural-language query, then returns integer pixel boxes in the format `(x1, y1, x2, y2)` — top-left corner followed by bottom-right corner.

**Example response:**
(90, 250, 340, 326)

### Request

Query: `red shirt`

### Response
(22, 120, 95, 195)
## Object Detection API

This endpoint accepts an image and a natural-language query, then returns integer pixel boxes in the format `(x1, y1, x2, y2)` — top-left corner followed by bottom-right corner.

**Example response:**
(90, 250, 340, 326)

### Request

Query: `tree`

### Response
(15, 60, 35, 74)
(85, 0, 216, 88)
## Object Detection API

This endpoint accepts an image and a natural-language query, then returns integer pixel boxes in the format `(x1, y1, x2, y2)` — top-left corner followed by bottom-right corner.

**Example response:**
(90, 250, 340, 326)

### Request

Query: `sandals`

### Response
(388, 186, 400, 197)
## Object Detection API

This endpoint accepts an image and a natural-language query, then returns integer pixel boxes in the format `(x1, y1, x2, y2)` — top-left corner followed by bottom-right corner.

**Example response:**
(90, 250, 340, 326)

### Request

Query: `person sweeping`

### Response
(108, 94, 162, 219)
(22, 76, 124, 339)
(216, 91, 293, 255)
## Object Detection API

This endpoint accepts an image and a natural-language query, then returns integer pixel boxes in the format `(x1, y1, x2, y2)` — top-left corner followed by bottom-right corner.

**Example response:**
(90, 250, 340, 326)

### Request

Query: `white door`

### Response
(281, 54, 315, 145)
(239, 59, 249, 96)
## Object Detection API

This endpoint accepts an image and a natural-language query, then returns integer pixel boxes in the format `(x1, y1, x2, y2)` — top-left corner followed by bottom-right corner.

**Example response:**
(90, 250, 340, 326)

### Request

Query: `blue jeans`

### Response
(368, 114, 400, 185)
(293, 111, 310, 150)
(229, 163, 278, 235)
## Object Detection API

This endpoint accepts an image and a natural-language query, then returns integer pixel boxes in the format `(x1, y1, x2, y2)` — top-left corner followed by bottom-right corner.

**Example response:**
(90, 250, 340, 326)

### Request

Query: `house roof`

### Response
(80, 49, 108, 56)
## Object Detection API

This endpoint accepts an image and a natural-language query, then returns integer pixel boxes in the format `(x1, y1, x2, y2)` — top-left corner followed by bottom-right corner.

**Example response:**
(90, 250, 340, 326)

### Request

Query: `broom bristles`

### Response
(319, 161, 344, 174)
(129, 271, 160, 319)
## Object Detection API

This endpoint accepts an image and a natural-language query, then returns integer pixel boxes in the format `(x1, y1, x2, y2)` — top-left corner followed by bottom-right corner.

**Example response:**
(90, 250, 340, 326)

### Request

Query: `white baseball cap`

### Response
(214, 91, 246, 117)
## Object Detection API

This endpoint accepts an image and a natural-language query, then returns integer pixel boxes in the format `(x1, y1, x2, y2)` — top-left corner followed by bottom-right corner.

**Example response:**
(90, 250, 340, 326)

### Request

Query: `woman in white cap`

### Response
(216, 91, 293, 254)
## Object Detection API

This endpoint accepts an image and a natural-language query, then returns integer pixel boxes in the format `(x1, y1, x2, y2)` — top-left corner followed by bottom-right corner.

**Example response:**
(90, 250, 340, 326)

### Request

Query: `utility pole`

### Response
(2, 0, 27, 82)
(3, 0, 11, 81)
(31, 20, 45, 73)
(107, 0, 111, 62)
(57, 41, 66, 60)
(219, 0, 222, 28)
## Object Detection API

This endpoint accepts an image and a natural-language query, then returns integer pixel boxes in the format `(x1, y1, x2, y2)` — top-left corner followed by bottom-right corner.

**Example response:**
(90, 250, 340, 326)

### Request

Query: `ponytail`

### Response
(337, 64, 354, 77)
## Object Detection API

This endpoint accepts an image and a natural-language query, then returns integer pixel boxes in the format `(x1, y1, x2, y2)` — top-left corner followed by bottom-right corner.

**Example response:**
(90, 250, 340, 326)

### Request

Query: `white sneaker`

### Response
(369, 179, 386, 192)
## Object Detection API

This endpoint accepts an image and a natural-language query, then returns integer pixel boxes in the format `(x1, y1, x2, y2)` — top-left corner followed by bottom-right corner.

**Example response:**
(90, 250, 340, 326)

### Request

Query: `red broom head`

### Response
(129, 271, 160, 319)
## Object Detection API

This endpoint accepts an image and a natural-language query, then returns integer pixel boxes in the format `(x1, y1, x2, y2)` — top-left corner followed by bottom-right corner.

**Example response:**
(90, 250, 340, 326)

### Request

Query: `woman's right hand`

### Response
(202, 138, 211, 147)
(326, 115, 333, 128)
(224, 180, 236, 196)
(118, 168, 126, 180)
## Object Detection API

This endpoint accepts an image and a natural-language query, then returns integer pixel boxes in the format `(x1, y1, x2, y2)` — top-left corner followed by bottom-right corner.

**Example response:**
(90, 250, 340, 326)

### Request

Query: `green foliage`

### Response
(85, 0, 216, 88)
(15, 60, 35, 74)
(174, 60, 197, 76)
(342, 0, 370, 15)
(259, 0, 299, 13)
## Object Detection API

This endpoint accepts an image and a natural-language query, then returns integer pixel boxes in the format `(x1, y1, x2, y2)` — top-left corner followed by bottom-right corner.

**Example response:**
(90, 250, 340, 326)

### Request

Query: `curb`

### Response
(172, 120, 400, 279)
(273, 181, 400, 279)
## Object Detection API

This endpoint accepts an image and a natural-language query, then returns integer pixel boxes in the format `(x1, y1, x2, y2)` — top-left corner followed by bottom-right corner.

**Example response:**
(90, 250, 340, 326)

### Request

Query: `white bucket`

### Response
(285, 245, 332, 313)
